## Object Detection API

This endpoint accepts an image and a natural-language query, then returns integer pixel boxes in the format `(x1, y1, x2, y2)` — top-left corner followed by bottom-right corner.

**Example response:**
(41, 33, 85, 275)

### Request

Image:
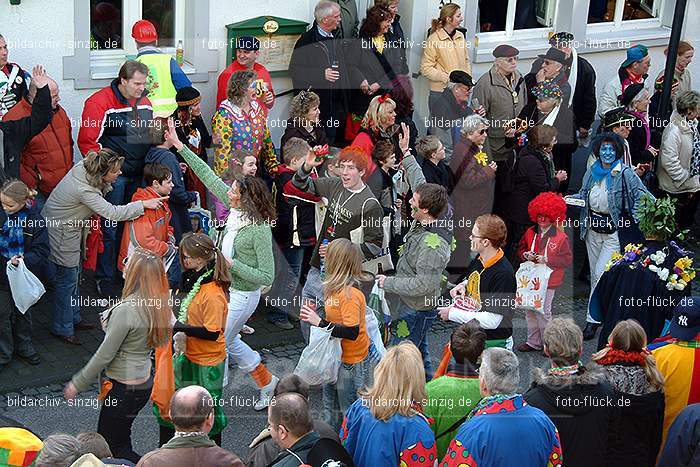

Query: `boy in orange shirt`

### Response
(118, 163, 177, 285)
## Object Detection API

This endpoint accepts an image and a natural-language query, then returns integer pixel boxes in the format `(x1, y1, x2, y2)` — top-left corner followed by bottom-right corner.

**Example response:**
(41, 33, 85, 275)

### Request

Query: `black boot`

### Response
(583, 322, 600, 341)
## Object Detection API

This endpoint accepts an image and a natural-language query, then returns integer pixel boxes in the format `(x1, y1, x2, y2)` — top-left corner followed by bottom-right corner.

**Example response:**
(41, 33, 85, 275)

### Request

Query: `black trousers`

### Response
(0, 289, 35, 365)
(97, 377, 153, 464)
(158, 425, 222, 447)
(666, 191, 700, 233)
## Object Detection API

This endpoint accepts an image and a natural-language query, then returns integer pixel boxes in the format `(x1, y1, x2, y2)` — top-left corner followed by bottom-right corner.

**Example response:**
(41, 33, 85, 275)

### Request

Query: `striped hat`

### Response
(654, 74, 680, 93)
(0, 428, 43, 467)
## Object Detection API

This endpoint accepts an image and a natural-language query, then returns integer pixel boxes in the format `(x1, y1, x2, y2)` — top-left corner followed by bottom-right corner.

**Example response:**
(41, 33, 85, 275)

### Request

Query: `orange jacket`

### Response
(118, 187, 174, 271)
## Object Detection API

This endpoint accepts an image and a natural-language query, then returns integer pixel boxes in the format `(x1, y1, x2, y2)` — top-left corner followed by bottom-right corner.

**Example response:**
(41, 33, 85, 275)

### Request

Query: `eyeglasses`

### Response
(478, 129, 488, 135)
(248, 81, 258, 89)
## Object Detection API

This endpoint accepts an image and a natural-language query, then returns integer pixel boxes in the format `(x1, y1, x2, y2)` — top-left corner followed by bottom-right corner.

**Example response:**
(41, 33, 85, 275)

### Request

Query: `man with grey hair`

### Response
(35, 434, 83, 467)
(289, 1, 348, 143)
(525, 317, 614, 467)
(658, 90, 700, 235)
(138, 385, 244, 466)
(440, 347, 562, 465)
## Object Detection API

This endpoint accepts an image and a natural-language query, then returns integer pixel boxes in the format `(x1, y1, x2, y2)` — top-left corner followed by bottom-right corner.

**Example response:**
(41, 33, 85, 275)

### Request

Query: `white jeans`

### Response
(585, 230, 619, 323)
(224, 289, 262, 381)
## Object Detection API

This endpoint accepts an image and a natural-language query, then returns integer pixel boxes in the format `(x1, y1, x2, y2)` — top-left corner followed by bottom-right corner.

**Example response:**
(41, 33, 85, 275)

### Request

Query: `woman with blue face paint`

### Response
(568, 132, 653, 341)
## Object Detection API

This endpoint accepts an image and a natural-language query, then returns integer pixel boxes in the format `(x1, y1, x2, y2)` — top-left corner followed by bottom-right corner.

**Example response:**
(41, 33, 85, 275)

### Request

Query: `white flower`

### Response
(649, 265, 659, 273)
(669, 274, 678, 281)
(666, 282, 674, 291)
(658, 268, 670, 281)
(650, 251, 666, 265)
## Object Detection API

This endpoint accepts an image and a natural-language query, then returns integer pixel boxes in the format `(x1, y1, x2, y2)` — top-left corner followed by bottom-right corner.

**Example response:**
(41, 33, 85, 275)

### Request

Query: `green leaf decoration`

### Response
(637, 194, 678, 242)
(397, 244, 405, 256)
(451, 238, 457, 252)
(396, 320, 410, 338)
(424, 232, 441, 249)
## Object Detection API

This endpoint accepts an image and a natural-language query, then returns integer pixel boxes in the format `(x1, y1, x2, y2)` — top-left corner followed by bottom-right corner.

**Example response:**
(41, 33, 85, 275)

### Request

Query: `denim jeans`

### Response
(268, 246, 308, 323)
(97, 377, 152, 463)
(96, 175, 139, 283)
(300, 267, 325, 343)
(52, 263, 81, 336)
(391, 302, 438, 380)
(323, 356, 370, 429)
(0, 289, 35, 364)
(166, 257, 182, 290)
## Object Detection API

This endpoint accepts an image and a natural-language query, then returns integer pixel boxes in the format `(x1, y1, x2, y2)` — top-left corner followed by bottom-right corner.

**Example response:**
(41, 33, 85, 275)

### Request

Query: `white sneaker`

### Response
(241, 324, 255, 335)
(254, 375, 279, 411)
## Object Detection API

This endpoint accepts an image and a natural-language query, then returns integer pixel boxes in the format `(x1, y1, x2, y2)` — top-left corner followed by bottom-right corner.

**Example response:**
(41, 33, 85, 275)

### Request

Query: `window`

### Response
(65, 0, 217, 89)
(588, 0, 662, 24)
(478, 0, 556, 33)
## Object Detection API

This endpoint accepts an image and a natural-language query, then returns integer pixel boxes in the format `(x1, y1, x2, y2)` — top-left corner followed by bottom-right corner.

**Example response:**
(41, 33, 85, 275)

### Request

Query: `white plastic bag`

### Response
(6, 258, 46, 313)
(294, 325, 342, 386)
(515, 236, 553, 314)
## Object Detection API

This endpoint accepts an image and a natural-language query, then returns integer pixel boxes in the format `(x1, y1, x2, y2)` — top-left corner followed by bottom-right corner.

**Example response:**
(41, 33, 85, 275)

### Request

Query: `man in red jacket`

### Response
(2, 74, 72, 211)
(216, 36, 274, 111)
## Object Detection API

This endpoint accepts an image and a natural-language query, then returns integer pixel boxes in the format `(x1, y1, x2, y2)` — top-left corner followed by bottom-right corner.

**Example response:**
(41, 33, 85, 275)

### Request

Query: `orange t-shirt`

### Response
(325, 287, 369, 365)
(185, 282, 228, 366)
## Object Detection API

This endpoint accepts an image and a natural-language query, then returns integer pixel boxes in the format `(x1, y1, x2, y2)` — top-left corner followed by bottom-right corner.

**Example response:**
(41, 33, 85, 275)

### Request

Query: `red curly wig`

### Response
(528, 192, 567, 224)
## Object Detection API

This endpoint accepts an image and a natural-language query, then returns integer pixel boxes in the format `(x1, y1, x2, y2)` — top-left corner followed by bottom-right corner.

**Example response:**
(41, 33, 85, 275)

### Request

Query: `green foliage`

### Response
(637, 194, 678, 241)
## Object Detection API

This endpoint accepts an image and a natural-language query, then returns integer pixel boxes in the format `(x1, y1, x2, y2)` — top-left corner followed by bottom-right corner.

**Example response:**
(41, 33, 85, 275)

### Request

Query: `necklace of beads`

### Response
(177, 270, 213, 323)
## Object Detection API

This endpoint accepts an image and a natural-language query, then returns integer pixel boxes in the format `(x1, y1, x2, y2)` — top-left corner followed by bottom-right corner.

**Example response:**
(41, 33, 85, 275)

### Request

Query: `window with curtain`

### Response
(142, 0, 176, 47)
(90, 0, 123, 50)
(479, 0, 555, 33)
(588, 0, 660, 24)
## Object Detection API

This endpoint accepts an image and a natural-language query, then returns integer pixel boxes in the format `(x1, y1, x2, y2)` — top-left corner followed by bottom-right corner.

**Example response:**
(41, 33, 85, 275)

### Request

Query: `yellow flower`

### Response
(474, 151, 488, 166)
(675, 257, 693, 271)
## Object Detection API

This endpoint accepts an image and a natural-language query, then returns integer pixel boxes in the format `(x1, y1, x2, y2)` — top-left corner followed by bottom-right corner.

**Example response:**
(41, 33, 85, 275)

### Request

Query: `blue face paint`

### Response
(599, 143, 617, 165)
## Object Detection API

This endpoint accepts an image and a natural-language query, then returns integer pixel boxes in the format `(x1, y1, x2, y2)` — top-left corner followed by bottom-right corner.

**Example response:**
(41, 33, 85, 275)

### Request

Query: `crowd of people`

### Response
(1, 0, 700, 465)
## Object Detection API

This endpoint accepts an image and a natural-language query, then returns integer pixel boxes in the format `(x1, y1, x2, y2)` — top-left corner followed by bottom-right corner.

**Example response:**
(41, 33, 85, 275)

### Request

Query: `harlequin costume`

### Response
(440, 394, 562, 466)
(211, 99, 278, 220)
(340, 398, 438, 467)
(154, 266, 229, 439)
(651, 297, 700, 449)
(0, 427, 42, 467)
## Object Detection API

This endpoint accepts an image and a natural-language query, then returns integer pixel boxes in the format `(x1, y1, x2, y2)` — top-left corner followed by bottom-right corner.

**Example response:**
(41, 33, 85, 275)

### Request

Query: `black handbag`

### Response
(589, 210, 616, 234)
(618, 169, 646, 251)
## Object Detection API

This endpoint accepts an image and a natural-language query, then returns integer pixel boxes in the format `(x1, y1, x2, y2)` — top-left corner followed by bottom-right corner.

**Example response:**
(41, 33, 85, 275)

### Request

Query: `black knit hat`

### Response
(619, 83, 646, 107)
(176, 86, 201, 108)
(538, 47, 567, 65)
(449, 70, 474, 87)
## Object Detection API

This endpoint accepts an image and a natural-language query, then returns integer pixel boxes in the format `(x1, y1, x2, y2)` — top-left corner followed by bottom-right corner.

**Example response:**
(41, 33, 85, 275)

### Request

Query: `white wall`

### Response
(1, 0, 699, 159)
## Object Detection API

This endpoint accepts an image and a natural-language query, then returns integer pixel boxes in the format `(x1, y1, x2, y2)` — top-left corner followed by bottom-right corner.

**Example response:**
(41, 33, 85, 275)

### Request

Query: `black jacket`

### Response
(0, 202, 52, 290)
(0, 85, 52, 183)
(145, 146, 195, 242)
(273, 166, 318, 248)
(432, 87, 474, 125)
(269, 431, 320, 467)
(385, 15, 409, 76)
(518, 102, 578, 189)
(525, 366, 616, 467)
(502, 145, 559, 225)
(347, 35, 398, 115)
(658, 403, 700, 467)
(417, 155, 452, 191)
(627, 113, 655, 165)
(523, 55, 597, 130)
(280, 120, 328, 160)
(289, 23, 349, 120)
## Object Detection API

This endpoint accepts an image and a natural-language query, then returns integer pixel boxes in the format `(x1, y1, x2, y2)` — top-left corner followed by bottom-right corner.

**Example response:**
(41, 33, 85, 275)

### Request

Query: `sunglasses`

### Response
(478, 128, 488, 135)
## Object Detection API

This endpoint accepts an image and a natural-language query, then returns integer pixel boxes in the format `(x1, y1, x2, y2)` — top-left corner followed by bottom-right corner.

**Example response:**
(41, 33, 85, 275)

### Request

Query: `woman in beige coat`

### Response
(658, 90, 700, 232)
(420, 3, 472, 115)
(41, 148, 165, 345)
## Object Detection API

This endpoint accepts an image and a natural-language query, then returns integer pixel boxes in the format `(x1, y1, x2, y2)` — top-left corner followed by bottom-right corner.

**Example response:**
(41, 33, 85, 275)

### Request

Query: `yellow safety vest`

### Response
(137, 53, 177, 115)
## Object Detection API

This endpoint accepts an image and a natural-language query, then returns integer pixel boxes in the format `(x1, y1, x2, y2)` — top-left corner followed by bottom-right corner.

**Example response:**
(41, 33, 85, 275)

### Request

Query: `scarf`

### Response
(590, 159, 614, 187)
(467, 393, 522, 420)
(567, 48, 578, 107)
(0, 210, 27, 259)
(690, 119, 700, 177)
(596, 348, 648, 366)
(221, 208, 251, 262)
(547, 361, 583, 376)
(543, 103, 561, 127)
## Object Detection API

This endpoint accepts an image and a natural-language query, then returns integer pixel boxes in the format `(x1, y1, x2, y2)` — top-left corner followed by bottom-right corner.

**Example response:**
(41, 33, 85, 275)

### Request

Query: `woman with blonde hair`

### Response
(43, 148, 165, 345)
(0, 179, 50, 369)
(420, 3, 472, 116)
(63, 248, 172, 463)
(591, 319, 665, 466)
(340, 341, 438, 466)
(300, 238, 372, 428)
(351, 94, 410, 180)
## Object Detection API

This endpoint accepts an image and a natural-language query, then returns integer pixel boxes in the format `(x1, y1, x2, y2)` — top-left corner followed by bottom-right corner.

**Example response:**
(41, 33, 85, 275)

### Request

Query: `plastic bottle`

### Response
(319, 239, 329, 279)
(176, 40, 184, 67)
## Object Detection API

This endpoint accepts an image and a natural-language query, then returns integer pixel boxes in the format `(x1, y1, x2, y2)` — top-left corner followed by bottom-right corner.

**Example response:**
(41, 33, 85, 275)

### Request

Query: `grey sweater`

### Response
(71, 297, 152, 392)
(383, 221, 452, 311)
